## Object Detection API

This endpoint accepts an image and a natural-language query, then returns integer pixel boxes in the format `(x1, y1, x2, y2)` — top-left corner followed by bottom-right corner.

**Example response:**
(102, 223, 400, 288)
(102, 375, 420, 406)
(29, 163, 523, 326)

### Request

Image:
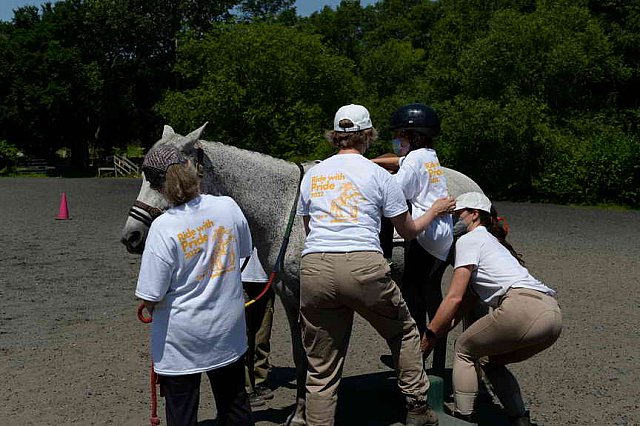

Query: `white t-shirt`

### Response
(454, 226, 556, 308)
(135, 194, 253, 375)
(241, 247, 269, 283)
(297, 153, 408, 255)
(395, 148, 453, 261)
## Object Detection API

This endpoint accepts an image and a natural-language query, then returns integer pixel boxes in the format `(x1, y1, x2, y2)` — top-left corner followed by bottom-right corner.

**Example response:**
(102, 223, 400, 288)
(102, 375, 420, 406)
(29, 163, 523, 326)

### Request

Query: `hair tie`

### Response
(496, 216, 510, 236)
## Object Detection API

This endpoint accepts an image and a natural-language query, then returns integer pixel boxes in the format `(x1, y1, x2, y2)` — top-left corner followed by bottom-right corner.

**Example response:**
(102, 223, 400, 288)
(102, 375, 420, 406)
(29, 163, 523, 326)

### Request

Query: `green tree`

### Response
(456, 3, 629, 115)
(238, 0, 295, 21)
(157, 23, 363, 161)
(302, 0, 376, 59)
(0, 4, 102, 167)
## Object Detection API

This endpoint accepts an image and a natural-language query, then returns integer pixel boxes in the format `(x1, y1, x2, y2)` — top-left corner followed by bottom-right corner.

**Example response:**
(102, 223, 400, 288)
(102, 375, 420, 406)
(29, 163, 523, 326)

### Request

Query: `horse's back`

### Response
(443, 167, 483, 198)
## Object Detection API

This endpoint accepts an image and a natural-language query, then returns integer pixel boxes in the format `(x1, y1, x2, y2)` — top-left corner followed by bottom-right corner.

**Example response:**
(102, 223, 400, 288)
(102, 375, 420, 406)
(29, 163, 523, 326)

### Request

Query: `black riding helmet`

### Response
(389, 103, 440, 139)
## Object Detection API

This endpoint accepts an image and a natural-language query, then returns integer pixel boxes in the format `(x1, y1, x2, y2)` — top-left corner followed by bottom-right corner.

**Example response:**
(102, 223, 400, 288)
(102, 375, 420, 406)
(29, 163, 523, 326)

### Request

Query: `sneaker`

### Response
(406, 401, 439, 426)
(255, 384, 274, 400)
(249, 391, 266, 408)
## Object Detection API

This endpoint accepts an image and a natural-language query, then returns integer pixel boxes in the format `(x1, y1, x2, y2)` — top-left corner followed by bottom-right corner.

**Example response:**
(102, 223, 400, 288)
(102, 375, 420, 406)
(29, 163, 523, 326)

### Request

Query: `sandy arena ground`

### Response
(0, 177, 638, 425)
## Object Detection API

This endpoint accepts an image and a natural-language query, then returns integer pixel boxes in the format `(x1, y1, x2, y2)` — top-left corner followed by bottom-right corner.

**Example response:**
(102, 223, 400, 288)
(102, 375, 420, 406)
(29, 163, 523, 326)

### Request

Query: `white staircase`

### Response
(98, 154, 140, 177)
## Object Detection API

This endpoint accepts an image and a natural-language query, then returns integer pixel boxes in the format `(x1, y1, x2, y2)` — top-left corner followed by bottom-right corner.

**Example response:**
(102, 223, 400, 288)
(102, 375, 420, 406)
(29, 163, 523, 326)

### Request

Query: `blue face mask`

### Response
(391, 138, 403, 155)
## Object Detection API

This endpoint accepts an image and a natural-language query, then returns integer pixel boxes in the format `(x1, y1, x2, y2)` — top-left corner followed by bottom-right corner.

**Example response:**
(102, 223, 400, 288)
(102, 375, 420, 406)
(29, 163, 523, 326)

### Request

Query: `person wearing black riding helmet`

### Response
(373, 103, 454, 374)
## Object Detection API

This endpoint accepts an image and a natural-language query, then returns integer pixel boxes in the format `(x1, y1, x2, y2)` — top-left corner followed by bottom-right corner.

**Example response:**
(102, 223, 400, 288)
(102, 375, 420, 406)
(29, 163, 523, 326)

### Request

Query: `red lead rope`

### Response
(135, 270, 275, 426)
(137, 303, 161, 426)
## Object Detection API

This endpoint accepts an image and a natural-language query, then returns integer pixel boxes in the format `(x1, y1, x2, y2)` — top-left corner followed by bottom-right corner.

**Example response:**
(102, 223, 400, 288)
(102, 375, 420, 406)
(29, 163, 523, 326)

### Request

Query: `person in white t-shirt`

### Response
(297, 104, 456, 426)
(373, 103, 453, 373)
(420, 192, 562, 426)
(135, 145, 254, 426)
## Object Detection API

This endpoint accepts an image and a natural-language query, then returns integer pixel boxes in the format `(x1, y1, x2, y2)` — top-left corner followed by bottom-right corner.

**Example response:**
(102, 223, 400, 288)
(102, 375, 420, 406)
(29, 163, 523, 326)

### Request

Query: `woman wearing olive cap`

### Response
(136, 145, 254, 426)
(421, 192, 562, 426)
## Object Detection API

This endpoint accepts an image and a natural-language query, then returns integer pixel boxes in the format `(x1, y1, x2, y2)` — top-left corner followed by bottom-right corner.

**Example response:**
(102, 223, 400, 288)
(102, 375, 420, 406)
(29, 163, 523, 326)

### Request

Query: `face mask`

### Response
(453, 217, 468, 238)
(391, 138, 402, 155)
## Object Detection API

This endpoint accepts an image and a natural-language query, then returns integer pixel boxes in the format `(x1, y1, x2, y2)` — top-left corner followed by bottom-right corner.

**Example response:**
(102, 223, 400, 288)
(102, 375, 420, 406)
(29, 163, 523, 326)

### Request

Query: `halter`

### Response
(127, 147, 205, 227)
(129, 200, 164, 228)
(127, 147, 305, 283)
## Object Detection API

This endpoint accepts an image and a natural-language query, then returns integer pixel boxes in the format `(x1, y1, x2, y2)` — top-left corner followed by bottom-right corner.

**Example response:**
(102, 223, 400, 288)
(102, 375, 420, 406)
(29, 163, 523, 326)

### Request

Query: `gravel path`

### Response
(0, 178, 638, 425)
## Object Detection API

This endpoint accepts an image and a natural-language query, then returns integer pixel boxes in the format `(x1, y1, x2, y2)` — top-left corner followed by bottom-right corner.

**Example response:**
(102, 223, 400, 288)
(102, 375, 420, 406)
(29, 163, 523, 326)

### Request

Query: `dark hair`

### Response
(396, 129, 435, 150)
(478, 207, 525, 266)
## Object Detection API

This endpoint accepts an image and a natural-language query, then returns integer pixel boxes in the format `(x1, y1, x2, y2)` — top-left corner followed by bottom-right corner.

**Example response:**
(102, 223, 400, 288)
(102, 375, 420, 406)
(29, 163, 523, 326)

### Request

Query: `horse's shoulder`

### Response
(301, 160, 321, 173)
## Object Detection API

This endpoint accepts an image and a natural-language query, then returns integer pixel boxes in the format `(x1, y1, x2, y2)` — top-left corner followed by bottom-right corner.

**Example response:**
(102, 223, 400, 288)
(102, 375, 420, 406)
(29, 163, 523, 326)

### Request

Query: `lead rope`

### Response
(244, 163, 304, 307)
(137, 304, 161, 426)
(136, 162, 304, 424)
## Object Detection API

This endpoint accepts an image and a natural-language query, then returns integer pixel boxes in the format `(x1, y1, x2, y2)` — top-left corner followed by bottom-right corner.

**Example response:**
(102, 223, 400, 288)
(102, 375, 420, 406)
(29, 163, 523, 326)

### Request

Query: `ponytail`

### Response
(478, 207, 525, 266)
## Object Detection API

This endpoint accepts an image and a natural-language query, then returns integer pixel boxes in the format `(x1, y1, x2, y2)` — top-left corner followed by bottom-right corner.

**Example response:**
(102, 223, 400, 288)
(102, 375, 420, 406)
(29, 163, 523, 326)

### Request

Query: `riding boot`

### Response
(509, 411, 533, 426)
(406, 399, 439, 426)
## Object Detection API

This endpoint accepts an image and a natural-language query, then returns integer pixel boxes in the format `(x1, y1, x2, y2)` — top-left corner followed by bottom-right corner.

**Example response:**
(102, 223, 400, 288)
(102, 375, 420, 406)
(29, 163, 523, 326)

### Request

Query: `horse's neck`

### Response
(200, 141, 300, 261)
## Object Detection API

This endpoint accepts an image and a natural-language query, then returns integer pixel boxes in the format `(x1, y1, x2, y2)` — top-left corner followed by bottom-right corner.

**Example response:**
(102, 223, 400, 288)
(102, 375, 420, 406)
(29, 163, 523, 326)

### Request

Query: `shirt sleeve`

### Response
(382, 174, 409, 218)
(296, 175, 310, 216)
(394, 158, 421, 200)
(454, 234, 482, 269)
(135, 248, 173, 302)
(232, 200, 253, 260)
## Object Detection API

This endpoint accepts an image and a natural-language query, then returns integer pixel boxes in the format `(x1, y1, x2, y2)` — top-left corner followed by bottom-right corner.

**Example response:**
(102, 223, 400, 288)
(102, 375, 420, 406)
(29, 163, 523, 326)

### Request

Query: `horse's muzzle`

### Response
(121, 233, 144, 254)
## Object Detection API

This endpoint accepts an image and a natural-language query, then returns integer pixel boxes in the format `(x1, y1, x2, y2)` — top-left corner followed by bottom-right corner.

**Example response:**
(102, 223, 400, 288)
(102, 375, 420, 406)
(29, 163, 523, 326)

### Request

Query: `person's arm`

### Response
(389, 196, 454, 241)
(372, 155, 400, 173)
(450, 290, 478, 330)
(303, 215, 311, 235)
(420, 265, 473, 354)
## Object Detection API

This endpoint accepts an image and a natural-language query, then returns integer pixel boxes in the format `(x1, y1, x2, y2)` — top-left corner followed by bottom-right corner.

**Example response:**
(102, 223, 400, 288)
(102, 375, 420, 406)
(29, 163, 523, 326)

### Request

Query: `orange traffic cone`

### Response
(55, 192, 70, 220)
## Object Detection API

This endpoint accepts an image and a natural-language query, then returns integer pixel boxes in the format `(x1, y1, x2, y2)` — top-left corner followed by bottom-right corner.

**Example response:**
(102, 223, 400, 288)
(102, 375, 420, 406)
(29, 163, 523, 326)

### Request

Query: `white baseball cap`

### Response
(334, 104, 373, 132)
(454, 192, 492, 213)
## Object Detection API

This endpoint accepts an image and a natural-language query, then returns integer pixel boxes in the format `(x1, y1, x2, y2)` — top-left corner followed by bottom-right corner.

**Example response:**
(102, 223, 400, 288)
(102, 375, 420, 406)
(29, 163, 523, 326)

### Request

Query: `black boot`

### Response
(509, 410, 534, 426)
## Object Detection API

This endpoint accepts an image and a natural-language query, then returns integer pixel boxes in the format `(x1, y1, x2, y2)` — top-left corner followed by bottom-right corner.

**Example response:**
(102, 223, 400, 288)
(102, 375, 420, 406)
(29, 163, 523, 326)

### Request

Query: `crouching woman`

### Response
(135, 145, 254, 426)
(421, 192, 562, 426)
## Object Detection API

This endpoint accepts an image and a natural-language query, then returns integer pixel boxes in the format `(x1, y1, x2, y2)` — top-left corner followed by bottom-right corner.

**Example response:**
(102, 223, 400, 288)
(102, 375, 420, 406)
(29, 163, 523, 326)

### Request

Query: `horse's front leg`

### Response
(273, 278, 306, 426)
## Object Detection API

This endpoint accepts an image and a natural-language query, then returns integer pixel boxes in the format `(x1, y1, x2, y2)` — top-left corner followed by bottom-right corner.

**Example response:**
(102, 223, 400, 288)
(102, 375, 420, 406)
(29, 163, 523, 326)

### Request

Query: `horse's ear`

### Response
(176, 122, 208, 150)
(162, 125, 175, 139)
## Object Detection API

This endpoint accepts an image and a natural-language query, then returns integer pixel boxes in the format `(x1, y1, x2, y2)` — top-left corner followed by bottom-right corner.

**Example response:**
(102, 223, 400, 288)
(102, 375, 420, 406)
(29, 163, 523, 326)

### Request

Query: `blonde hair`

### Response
(163, 160, 200, 205)
(325, 119, 378, 149)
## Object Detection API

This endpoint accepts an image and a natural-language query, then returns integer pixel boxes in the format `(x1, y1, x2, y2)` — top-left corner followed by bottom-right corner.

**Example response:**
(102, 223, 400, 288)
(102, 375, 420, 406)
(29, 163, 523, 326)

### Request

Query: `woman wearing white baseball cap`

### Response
(420, 192, 562, 426)
(296, 104, 455, 426)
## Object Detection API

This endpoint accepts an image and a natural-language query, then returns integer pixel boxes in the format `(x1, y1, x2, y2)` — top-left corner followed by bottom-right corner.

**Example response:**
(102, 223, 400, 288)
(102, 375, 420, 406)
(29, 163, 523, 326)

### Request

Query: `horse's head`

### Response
(120, 123, 207, 254)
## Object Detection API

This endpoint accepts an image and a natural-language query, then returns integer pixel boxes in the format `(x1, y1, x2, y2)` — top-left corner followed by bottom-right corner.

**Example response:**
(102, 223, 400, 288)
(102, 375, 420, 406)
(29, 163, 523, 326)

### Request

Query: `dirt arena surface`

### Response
(0, 177, 638, 425)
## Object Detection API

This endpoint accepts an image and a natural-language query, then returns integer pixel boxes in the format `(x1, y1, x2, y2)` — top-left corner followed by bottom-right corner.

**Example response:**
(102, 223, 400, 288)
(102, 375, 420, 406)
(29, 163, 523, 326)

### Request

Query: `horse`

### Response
(120, 123, 484, 425)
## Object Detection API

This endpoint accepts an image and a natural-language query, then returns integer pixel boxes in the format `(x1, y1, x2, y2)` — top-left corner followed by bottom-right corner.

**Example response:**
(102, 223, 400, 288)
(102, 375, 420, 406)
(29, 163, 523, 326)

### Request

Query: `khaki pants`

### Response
(244, 283, 275, 393)
(300, 251, 429, 426)
(453, 288, 562, 416)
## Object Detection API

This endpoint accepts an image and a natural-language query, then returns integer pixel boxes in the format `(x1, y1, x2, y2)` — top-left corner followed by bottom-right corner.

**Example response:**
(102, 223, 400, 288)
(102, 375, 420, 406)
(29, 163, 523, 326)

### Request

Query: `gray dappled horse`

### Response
(120, 124, 483, 425)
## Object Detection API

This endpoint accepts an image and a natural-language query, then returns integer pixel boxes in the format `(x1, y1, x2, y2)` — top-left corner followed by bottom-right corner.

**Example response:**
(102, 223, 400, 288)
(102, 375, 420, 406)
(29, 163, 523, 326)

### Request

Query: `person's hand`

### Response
(431, 196, 456, 216)
(420, 334, 436, 356)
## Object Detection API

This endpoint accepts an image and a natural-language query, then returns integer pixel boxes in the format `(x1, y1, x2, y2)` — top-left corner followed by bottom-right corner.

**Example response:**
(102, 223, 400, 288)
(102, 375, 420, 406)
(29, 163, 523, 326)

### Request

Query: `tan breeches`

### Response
(453, 288, 562, 416)
(300, 251, 429, 426)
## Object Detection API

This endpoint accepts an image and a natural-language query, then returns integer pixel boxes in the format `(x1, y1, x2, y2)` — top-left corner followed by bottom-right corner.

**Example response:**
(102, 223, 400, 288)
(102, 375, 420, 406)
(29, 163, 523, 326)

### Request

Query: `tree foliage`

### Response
(157, 23, 362, 161)
(0, 0, 637, 205)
